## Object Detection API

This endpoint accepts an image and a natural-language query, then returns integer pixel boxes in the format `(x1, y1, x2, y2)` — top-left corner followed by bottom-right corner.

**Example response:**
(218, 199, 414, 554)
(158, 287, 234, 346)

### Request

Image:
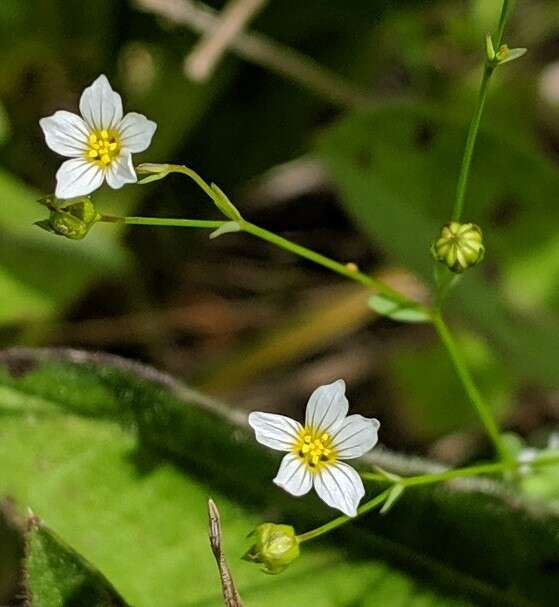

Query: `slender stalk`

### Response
(114, 214, 422, 307)
(451, 0, 514, 221)
(496, 0, 513, 47)
(432, 311, 510, 462)
(240, 221, 414, 305)
(451, 66, 492, 221)
(297, 488, 392, 543)
(362, 461, 507, 488)
(122, 217, 224, 229)
(299, 452, 559, 545)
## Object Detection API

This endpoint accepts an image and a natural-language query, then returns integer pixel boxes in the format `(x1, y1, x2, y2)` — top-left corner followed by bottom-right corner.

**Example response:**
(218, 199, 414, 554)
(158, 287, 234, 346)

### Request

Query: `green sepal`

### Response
(136, 163, 171, 184)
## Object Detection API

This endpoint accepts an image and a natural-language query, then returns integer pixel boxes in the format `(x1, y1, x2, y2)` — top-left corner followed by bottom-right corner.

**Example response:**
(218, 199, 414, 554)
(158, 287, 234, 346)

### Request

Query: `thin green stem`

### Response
(496, 0, 514, 47)
(119, 162, 426, 309)
(432, 311, 511, 462)
(107, 211, 420, 307)
(240, 221, 415, 306)
(451, 66, 492, 221)
(297, 488, 392, 543)
(362, 461, 507, 488)
(451, 0, 514, 221)
(299, 452, 559, 545)
(121, 217, 224, 229)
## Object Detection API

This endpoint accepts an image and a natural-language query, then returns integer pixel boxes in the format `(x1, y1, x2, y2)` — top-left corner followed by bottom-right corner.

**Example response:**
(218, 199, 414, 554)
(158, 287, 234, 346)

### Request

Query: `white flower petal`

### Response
(118, 112, 157, 153)
(249, 412, 302, 452)
(39, 111, 89, 158)
(79, 74, 123, 131)
(105, 154, 137, 190)
(314, 462, 365, 517)
(305, 379, 348, 434)
(55, 158, 104, 199)
(273, 453, 313, 497)
(331, 414, 380, 460)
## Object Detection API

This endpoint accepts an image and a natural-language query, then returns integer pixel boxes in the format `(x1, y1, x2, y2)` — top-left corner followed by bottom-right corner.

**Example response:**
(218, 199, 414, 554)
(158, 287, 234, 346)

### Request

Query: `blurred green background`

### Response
(1, 0, 559, 604)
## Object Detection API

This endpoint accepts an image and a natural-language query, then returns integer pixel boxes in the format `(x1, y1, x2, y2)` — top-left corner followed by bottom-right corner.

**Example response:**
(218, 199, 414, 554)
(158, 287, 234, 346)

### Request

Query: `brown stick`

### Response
(208, 499, 244, 607)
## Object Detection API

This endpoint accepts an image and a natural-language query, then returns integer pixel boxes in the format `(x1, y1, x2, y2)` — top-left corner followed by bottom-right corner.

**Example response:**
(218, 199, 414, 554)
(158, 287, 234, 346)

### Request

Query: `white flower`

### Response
(40, 75, 157, 199)
(249, 380, 380, 517)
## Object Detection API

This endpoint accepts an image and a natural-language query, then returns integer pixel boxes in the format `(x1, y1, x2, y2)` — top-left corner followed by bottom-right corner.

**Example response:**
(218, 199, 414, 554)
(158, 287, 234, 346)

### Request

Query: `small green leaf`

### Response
(496, 46, 527, 65)
(368, 294, 431, 323)
(485, 34, 496, 61)
(380, 484, 405, 515)
(373, 466, 403, 483)
(210, 221, 242, 239)
(25, 515, 129, 607)
(210, 183, 243, 221)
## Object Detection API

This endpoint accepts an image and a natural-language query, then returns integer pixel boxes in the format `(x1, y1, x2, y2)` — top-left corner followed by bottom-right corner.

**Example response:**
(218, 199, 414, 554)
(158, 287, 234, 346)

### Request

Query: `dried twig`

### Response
(134, 0, 369, 107)
(208, 499, 244, 607)
(184, 0, 268, 81)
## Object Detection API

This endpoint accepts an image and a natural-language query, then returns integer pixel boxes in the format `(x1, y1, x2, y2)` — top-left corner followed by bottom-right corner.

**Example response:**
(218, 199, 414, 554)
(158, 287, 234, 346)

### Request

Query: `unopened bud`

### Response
(431, 222, 485, 273)
(242, 523, 299, 574)
(35, 196, 100, 240)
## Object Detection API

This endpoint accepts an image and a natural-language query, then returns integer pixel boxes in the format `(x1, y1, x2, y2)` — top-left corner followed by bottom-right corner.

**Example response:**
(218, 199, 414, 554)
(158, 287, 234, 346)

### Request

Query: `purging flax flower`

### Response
(249, 380, 380, 517)
(40, 75, 157, 199)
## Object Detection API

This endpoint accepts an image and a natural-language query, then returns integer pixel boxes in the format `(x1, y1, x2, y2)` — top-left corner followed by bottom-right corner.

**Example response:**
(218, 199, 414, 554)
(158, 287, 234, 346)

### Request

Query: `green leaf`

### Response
(25, 515, 130, 607)
(210, 183, 244, 221)
(316, 102, 559, 388)
(209, 221, 242, 240)
(369, 294, 431, 323)
(0, 349, 558, 606)
(380, 484, 405, 514)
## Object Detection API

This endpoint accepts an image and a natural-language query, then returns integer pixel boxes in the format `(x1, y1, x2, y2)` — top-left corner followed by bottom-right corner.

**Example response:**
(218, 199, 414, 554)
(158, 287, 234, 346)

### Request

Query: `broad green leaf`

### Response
(1, 349, 559, 605)
(316, 103, 559, 387)
(25, 516, 129, 607)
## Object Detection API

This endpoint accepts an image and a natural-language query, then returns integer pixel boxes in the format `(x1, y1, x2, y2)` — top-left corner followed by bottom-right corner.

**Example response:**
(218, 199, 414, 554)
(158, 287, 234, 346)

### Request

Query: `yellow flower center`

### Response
(86, 129, 121, 167)
(294, 428, 336, 471)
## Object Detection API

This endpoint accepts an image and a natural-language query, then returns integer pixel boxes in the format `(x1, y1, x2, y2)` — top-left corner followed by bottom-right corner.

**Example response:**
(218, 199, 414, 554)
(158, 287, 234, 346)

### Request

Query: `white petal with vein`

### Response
(106, 153, 137, 189)
(314, 462, 365, 517)
(79, 74, 123, 131)
(331, 414, 380, 460)
(274, 453, 313, 496)
(40, 111, 90, 158)
(248, 412, 302, 452)
(119, 112, 157, 153)
(305, 379, 348, 434)
(55, 158, 104, 199)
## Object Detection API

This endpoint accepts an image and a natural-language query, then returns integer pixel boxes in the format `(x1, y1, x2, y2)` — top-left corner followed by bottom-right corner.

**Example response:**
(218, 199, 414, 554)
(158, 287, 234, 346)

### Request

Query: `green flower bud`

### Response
(242, 523, 300, 574)
(35, 196, 100, 240)
(431, 222, 485, 273)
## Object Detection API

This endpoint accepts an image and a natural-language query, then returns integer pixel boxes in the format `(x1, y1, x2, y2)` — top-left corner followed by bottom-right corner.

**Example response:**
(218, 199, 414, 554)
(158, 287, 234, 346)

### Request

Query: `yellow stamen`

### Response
(293, 428, 336, 472)
(85, 128, 121, 168)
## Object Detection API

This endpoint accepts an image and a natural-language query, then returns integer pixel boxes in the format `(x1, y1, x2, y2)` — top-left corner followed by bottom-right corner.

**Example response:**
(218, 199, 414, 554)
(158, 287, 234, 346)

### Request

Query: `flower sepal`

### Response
(136, 163, 172, 184)
(35, 195, 100, 240)
(242, 523, 300, 575)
